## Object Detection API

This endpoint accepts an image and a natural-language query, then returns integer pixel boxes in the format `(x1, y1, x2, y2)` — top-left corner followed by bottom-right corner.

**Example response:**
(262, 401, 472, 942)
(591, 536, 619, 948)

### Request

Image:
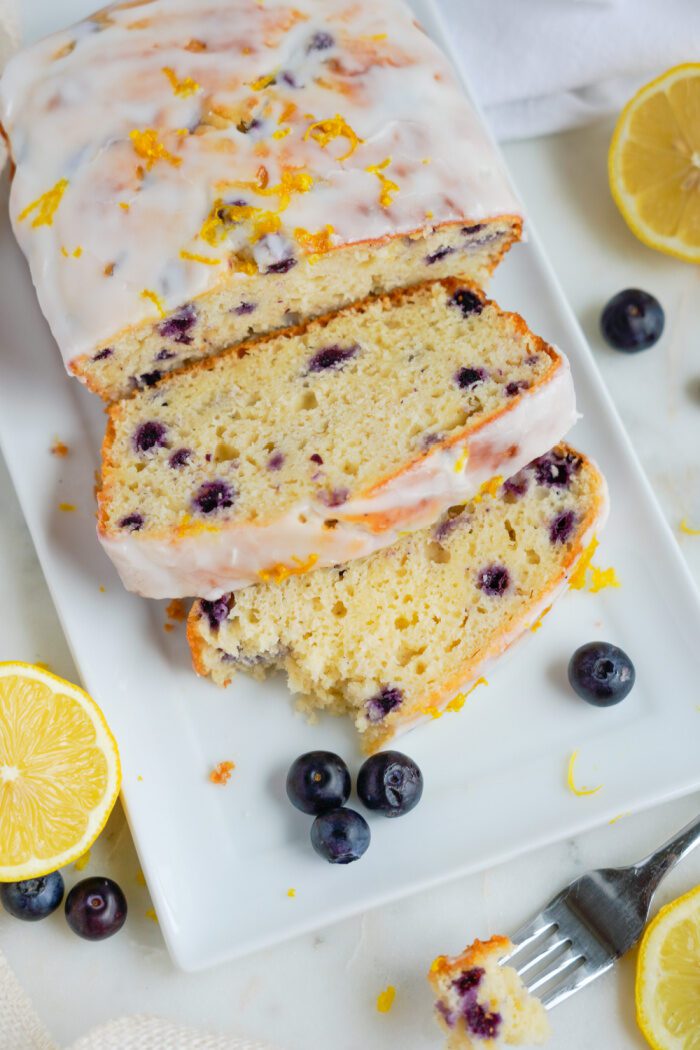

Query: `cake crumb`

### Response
(145, 907, 158, 923)
(566, 750, 603, 798)
(166, 598, 188, 622)
(136, 869, 146, 887)
(99, 585, 106, 593)
(287, 887, 296, 898)
(164, 622, 175, 633)
(58, 502, 76, 512)
(376, 985, 396, 1013)
(137, 775, 143, 782)
(50, 440, 69, 457)
(74, 849, 90, 871)
(210, 760, 235, 785)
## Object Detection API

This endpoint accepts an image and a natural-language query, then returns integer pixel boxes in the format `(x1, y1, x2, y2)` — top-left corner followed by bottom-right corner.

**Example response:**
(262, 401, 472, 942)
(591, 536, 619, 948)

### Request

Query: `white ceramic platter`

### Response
(3, 0, 700, 972)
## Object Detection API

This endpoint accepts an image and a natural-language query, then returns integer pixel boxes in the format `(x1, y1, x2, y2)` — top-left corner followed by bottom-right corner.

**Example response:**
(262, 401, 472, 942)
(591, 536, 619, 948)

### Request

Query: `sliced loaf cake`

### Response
(429, 937, 550, 1048)
(187, 444, 607, 752)
(98, 279, 576, 599)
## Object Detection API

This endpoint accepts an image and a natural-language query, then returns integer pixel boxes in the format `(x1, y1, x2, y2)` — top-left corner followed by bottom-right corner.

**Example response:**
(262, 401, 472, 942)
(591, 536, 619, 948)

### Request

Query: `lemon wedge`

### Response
(0, 662, 120, 881)
(636, 884, 700, 1048)
(609, 64, 700, 263)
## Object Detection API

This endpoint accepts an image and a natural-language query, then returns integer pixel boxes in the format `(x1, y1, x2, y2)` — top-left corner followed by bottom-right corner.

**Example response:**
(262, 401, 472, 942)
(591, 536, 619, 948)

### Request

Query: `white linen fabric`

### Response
(436, 0, 700, 139)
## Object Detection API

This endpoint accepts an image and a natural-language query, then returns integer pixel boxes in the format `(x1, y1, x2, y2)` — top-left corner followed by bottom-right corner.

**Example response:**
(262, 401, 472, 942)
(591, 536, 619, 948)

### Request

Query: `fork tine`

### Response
(539, 961, 613, 1009)
(515, 934, 571, 978)
(525, 951, 584, 995)
(500, 914, 557, 967)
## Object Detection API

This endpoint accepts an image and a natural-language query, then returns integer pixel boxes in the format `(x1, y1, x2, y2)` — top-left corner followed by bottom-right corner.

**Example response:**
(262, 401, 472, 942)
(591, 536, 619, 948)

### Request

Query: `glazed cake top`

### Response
(0, 0, 521, 362)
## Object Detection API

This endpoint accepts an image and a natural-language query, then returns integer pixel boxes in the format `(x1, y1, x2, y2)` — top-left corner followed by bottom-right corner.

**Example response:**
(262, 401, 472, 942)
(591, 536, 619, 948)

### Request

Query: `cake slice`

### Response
(0, 0, 521, 401)
(429, 937, 550, 1048)
(187, 444, 607, 752)
(98, 279, 576, 599)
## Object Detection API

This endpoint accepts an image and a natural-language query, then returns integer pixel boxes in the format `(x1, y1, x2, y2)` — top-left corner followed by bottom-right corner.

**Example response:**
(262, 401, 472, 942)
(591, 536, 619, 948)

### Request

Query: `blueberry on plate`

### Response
(286, 751, 351, 815)
(357, 751, 424, 817)
(64, 876, 127, 940)
(568, 641, 635, 707)
(0, 871, 64, 921)
(601, 289, 664, 352)
(310, 807, 370, 864)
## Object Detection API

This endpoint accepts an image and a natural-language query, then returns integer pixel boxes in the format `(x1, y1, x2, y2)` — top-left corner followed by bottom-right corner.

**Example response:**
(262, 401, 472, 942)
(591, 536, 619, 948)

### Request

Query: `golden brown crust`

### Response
(186, 607, 210, 678)
(428, 935, 512, 995)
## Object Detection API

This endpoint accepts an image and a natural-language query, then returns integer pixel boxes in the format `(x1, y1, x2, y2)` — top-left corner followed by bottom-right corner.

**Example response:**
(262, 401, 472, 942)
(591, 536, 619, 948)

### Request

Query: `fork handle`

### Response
(634, 812, 700, 899)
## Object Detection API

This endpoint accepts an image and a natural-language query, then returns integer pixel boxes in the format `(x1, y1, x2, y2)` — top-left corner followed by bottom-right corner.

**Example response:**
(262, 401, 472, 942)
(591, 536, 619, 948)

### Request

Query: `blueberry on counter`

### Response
(64, 877, 127, 940)
(601, 289, 664, 352)
(286, 751, 351, 815)
(310, 807, 370, 864)
(357, 751, 424, 817)
(568, 641, 635, 706)
(0, 871, 64, 921)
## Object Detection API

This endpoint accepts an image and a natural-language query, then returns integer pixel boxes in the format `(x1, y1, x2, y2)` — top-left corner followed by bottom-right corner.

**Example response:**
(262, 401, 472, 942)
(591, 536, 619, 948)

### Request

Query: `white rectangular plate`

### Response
(3, 0, 700, 972)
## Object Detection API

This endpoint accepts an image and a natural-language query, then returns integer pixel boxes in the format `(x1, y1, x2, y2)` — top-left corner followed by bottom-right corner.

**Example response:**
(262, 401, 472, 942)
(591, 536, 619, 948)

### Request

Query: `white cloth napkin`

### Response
(437, 0, 700, 139)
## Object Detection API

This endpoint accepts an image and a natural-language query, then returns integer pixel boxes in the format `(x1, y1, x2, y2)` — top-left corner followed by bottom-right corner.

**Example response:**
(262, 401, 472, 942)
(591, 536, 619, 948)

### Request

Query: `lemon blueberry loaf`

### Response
(97, 280, 576, 599)
(187, 444, 607, 752)
(0, 0, 522, 401)
(429, 937, 550, 1048)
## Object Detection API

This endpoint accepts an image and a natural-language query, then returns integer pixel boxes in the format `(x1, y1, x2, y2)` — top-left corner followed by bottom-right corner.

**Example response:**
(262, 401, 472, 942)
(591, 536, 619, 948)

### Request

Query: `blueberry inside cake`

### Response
(0, 0, 522, 400)
(97, 279, 576, 600)
(429, 936, 550, 1048)
(187, 444, 607, 752)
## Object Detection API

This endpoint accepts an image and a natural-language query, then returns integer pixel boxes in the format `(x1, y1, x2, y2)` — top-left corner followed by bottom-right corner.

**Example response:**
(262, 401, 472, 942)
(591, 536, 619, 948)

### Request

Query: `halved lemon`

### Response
(636, 884, 700, 1048)
(609, 64, 700, 263)
(0, 662, 120, 881)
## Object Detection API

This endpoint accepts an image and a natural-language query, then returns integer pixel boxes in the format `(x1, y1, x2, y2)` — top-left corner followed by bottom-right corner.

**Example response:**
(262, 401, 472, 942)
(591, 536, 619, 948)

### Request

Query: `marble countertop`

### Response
(1, 117, 700, 1050)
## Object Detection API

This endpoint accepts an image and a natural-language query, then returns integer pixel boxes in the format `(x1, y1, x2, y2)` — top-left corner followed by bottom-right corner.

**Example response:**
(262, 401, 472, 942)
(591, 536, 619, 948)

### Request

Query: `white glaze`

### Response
(0, 0, 522, 368)
(98, 355, 577, 598)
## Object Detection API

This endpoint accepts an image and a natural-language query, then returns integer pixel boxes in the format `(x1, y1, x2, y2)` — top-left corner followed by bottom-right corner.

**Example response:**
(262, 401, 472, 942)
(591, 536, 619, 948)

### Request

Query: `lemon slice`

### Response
(609, 64, 700, 263)
(636, 884, 700, 1048)
(0, 662, 120, 881)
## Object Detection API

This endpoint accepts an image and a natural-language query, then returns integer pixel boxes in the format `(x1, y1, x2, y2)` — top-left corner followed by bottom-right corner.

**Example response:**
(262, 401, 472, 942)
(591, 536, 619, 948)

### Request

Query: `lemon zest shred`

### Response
(162, 65, 200, 97)
(249, 71, 277, 91)
(608, 811, 630, 825)
(135, 868, 146, 886)
(209, 760, 235, 785)
(569, 536, 599, 590)
(59, 502, 76, 512)
(180, 249, 222, 266)
(230, 253, 258, 276)
(376, 986, 396, 1014)
(130, 128, 182, 171)
(446, 677, 488, 713)
(453, 446, 470, 473)
(74, 849, 90, 871)
(472, 475, 504, 503)
(287, 887, 296, 898)
(259, 553, 318, 584)
(304, 114, 363, 161)
(566, 750, 603, 797)
(72, 246, 82, 258)
(430, 955, 447, 975)
(60, 246, 69, 257)
(145, 907, 158, 923)
(530, 605, 552, 633)
(589, 565, 620, 593)
(365, 156, 398, 208)
(140, 288, 166, 317)
(278, 100, 297, 125)
(680, 518, 700, 536)
(272, 127, 291, 140)
(18, 178, 69, 228)
(119, 201, 130, 211)
(294, 224, 334, 260)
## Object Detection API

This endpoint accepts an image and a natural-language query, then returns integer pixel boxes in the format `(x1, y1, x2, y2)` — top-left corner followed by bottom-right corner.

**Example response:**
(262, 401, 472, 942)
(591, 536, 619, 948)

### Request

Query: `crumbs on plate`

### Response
(376, 985, 396, 1013)
(50, 439, 69, 457)
(209, 760, 235, 785)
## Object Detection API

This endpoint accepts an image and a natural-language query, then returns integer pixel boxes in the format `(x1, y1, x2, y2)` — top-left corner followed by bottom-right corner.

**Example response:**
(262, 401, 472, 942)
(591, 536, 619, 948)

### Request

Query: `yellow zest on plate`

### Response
(259, 553, 319, 584)
(0, 662, 120, 881)
(588, 566, 620, 593)
(530, 605, 552, 632)
(569, 535, 599, 590)
(209, 760, 235, 785)
(50, 440, 69, 457)
(162, 66, 200, 97)
(17, 178, 68, 228)
(286, 887, 296, 898)
(680, 518, 700, 536)
(130, 128, 182, 171)
(636, 884, 700, 1049)
(608, 812, 629, 825)
(365, 156, 399, 208)
(304, 114, 363, 161)
(421, 678, 487, 720)
(376, 985, 396, 1013)
(58, 502, 76, 512)
(146, 907, 158, 923)
(609, 63, 700, 263)
(140, 288, 166, 317)
(566, 750, 603, 798)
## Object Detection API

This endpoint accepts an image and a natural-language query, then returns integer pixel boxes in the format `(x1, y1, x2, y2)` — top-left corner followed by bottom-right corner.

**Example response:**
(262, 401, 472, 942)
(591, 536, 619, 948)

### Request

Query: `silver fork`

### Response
(501, 812, 700, 1009)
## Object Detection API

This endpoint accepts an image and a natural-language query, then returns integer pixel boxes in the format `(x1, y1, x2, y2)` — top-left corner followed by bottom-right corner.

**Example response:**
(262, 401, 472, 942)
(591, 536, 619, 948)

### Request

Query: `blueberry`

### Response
(549, 509, 576, 544)
(118, 513, 144, 531)
(504, 379, 529, 397)
(534, 449, 580, 489)
(156, 348, 176, 361)
(265, 258, 296, 275)
(310, 807, 370, 864)
(453, 967, 484, 995)
(462, 223, 485, 235)
(476, 564, 510, 596)
(64, 877, 127, 940)
(0, 871, 64, 921)
(601, 289, 664, 352)
(465, 1003, 501, 1039)
(568, 641, 635, 706)
(502, 470, 529, 500)
(286, 751, 351, 815)
(159, 304, 196, 345)
(365, 685, 403, 723)
(192, 480, 234, 514)
(308, 344, 358, 373)
(449, 288, 483, 317)
(200, 596, 230, 630)
(357, 751, 423, 818)
(308, 30, 334, 51)
(133, 421, 167, 454)
(455, 366, 487, 390)
(234, 301, 257, 315)
(267, 451, 284, 470)
(138, 370, 162, 388)
(93, 347, 113, 361)
(168, 447, 192, 468)
(425, 245, 454, 265)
